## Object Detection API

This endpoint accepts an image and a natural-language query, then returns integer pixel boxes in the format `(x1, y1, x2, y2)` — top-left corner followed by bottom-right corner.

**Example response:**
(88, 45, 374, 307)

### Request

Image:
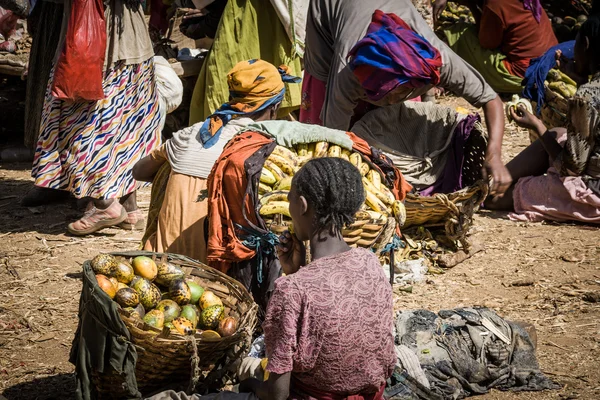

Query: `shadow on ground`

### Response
(2, 373, 76, 400)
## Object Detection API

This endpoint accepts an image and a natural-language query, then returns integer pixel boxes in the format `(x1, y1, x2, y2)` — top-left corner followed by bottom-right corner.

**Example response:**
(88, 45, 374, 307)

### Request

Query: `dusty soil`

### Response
(0, 96, 599, 400)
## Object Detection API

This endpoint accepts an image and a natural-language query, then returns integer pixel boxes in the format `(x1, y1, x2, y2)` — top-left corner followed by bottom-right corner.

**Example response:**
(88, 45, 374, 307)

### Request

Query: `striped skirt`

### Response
(32, 58, 161, 199)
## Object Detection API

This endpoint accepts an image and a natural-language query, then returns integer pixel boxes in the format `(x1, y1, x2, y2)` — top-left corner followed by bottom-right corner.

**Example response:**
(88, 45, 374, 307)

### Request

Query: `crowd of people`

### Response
(12, 0, 600, 398)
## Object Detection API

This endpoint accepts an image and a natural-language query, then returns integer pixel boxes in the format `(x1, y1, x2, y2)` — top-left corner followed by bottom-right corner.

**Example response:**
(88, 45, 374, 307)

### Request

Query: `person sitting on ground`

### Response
(435, 0, 558, 94)
(301, 0, 512, 199)
(241, 157, 395, 400)
(485, 15, 600, 224)
(133, 59, 300, 262)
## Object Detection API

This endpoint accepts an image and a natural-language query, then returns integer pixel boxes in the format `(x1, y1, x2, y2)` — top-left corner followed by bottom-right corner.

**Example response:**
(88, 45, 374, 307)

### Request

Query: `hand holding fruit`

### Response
(509, 105, 544, 135)
(431, 0, 448, 26)
(277, 230, 305, 275)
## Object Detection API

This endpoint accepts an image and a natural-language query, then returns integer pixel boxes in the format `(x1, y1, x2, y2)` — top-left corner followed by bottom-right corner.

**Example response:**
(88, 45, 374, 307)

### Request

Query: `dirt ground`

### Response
(0, 96, 599, 400)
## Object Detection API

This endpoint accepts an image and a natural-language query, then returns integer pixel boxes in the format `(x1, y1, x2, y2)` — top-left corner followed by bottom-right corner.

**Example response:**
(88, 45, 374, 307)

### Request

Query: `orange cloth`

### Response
(143, 145, 208, 262)
(206, 131, 274, 271)
(479, 0, 557, 78)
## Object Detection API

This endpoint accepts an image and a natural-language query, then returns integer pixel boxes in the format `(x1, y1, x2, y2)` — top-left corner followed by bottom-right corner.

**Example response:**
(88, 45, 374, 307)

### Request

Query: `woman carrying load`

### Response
(485, 15, 600, 224)
(434, 0, 558, 93)
(133, 59, 300, 262)
(302, 0, 512, 198)
(22, 0, 161, 235)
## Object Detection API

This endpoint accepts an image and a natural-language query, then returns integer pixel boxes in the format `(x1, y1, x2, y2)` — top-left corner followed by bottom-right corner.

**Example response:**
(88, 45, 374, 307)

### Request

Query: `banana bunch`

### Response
(257, 142, 407, 249)
(438, 2, 475, 26)
(505, 95, 533, 123)
(545, 68, 578, 99)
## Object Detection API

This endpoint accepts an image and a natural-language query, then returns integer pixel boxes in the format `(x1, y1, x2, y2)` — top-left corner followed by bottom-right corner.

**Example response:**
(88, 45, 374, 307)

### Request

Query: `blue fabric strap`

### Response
(236, 224, 280, 284)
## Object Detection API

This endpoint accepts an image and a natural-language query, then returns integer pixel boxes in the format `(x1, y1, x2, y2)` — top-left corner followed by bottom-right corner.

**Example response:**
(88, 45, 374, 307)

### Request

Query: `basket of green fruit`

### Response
(79, 251, 257, 398)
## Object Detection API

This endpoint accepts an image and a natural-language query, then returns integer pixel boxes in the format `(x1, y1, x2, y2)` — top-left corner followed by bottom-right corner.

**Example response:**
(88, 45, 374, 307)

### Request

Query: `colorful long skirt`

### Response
(32, 58, 161, 199)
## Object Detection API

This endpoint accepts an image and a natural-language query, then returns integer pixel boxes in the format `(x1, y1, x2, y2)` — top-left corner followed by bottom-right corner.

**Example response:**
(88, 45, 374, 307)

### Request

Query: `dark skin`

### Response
(485, 31, 598, 211)
(132, 105, 280, 183)
(241, 183, 352, 400)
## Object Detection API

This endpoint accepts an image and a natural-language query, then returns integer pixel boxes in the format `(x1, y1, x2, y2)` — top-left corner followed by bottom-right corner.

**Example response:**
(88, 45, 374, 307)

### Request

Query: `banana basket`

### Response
(402, 121, 489, 246)
(258, 142, 403, 254)
(531, 69, 576, 132)
(83, 251, 257, 399)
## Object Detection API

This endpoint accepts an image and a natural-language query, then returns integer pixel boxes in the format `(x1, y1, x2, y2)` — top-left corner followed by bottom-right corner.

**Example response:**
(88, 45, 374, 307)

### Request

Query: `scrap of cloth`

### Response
(348, 10, 442, 101)
(199, 59, 301, 148)
(269, 0, 309, 57)
(521, 41, 575, 115)
(388, 308, 561, 399)
(522, 0, 543, 23)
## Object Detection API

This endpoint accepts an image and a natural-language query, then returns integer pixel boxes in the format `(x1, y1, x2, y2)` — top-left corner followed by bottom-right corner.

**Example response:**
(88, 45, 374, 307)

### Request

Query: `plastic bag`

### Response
(51, 0, 106, 101)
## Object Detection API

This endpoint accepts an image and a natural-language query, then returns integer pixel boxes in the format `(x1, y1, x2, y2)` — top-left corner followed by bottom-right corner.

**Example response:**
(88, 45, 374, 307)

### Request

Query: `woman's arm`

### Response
(509, 105, 562, 161)
(482, 96, 513, 196)
(132, 153, 167, 182)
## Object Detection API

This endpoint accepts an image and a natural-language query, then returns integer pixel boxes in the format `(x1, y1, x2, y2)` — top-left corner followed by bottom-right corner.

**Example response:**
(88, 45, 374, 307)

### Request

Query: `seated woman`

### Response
(133, 59, 300, 262)
(485, 16, 600, 224)
(302, 0, 512, 198)
(436, 0, 558, 93)
(243, 157, 395, 399)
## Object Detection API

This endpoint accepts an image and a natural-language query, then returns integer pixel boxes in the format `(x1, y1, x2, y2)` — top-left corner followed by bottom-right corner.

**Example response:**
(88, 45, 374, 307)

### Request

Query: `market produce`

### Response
(187, 280, 204, 304)
(113, 260, 134, 284)
(155, 258, 185, 286)
(131, 256, 158, 281)
(180, 304, 199, 327)
(169, 279, 192, 305)
(156, 299, 181, 323)
(200, 290, 223, 309)
(257, 142, 405, 245)
(91, 254, 117, 276)
(115, 288, 140, 308)
(89, 254, 240, 339)
(505, 95, 533, 123)
(96, 274, 116, 299)
(218, 316, 238, 337)
(132, 278, 162, 310)
(199, 305, 225, 330)
(143, 309, 165, 329)
(172, 317, 195, 335)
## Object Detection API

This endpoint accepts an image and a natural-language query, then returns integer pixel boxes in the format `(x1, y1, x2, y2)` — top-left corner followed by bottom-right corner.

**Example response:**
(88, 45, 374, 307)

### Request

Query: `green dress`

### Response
(189, 0, 302, 124)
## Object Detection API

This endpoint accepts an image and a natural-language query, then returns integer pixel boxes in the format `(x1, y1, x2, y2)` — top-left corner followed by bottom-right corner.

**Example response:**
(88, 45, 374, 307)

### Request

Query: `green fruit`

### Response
(115, 288, 140, 308)
(169, 279, 191, 305)
(130, 275, 142, 288)
(143, 309, 164, 329)
(164, 321, 175, 330)
(187, 281, 204, 304)
(90, 254, 117, 276)
(198, 305, 224, 330)
(113, 260, 135, 284)
(156, 299, 181, 323)
(133, 278, 162, 310)
(180, 304, 199, 328)
(155, 260, 185, 287)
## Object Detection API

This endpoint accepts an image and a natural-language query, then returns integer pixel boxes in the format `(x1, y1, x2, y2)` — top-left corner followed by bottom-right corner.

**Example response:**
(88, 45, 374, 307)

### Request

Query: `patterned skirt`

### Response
(32, 58, 161, 199)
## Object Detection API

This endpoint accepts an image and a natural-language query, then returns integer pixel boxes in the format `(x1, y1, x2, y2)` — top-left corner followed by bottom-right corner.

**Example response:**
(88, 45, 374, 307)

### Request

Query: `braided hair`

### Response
(292, 157, 366, 234)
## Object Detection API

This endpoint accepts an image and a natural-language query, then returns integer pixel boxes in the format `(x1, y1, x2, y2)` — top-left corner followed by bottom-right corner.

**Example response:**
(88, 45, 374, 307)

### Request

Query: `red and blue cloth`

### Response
(348, 10, 442, 102)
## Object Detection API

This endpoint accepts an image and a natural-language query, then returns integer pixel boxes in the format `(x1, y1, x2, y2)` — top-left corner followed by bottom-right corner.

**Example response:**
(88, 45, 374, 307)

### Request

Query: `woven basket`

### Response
(403, 121, 489, 246)
(90, 251, 258, 398)
(264, 213, 396, 254)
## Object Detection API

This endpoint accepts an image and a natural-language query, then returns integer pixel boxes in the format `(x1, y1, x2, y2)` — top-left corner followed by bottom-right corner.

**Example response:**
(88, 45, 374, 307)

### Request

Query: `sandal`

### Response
(118, 209, 146, 230)
(67, 200, 127, 236)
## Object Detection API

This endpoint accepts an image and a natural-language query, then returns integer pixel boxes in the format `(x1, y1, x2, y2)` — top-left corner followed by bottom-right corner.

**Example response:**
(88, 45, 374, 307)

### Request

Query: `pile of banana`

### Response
(437, 2, 475, 27)
(545, 68, 578, 99)
(258, 142, 407, 249)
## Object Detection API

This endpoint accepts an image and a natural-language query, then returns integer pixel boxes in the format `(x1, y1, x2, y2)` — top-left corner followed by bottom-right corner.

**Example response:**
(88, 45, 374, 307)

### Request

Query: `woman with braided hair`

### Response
(241, 157, 395, 400)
